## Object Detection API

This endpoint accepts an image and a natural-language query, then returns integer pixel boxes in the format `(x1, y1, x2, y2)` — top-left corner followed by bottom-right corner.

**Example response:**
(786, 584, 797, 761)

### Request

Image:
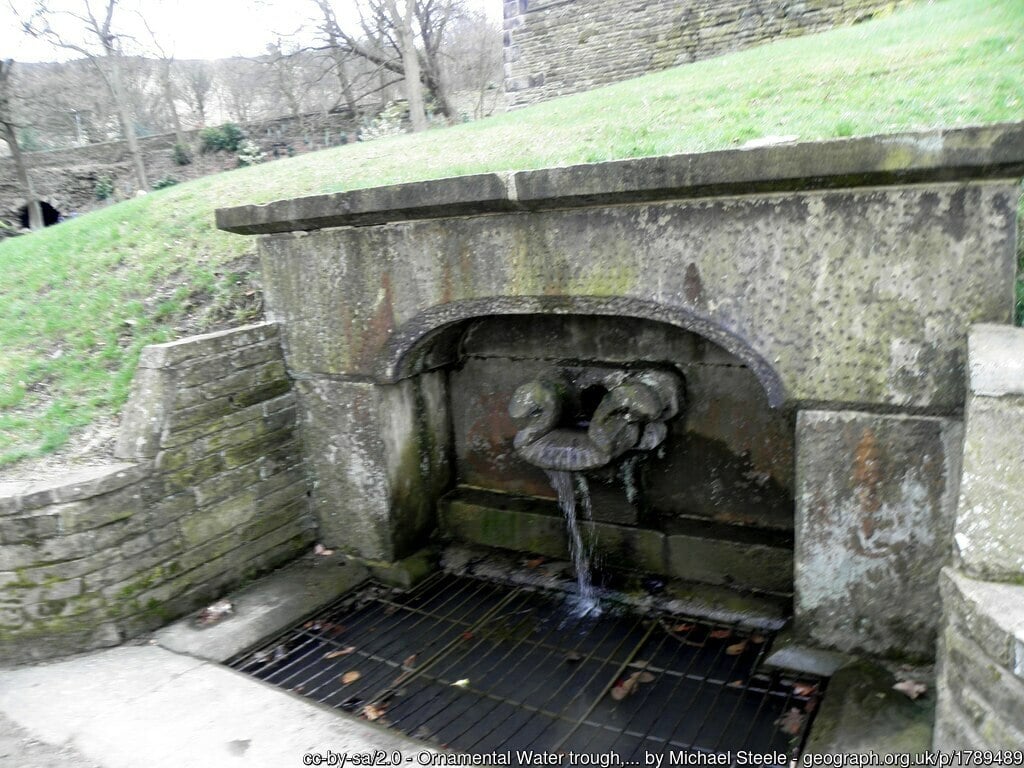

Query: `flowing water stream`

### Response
(546, 469, 600, 616)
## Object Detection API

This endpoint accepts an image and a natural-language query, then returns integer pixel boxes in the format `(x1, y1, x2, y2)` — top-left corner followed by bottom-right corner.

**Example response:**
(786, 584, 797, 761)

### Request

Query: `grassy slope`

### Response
(1, 0, 1022, 467)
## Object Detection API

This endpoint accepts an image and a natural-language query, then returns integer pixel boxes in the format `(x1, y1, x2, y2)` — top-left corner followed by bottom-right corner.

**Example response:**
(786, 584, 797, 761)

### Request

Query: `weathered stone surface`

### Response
(256, 176, 1017, 412)
(968, 324, 1024, 397)
(956, 381, 1024, 582)
(294, 374, 448, 561)
(795, 411, 963, 659)
(939, 568, 1024, 675)
(804, 660, 934, 754)
(666, 532, 792, 594)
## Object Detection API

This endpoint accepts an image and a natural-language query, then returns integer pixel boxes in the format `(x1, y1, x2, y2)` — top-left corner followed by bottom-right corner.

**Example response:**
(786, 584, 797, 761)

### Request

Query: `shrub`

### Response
(198, 123, 245, 153)
(152, 176, 179, 190)
(172, 142, 192, 166)
(236, 139, 266, 167)
(94, 175, 114, 201)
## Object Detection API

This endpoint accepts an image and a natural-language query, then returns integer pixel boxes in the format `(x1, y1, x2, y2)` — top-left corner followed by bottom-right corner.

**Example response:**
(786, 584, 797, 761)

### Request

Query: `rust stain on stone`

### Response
(852, 427, 882, 537)
(359, 272, 396, 371)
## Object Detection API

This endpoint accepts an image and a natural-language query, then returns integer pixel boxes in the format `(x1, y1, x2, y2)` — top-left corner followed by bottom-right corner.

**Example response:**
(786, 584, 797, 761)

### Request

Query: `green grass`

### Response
(1, 0, 1023, 467)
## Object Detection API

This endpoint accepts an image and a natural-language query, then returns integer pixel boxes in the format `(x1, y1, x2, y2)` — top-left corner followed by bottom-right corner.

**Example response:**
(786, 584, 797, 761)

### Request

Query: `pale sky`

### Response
(2, 0, 499, 63)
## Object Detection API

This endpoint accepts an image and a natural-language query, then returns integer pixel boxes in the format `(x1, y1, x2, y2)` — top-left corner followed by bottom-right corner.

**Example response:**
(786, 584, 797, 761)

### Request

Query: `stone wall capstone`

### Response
(504, 0, 906, 108)
(0, 321, 315, 664)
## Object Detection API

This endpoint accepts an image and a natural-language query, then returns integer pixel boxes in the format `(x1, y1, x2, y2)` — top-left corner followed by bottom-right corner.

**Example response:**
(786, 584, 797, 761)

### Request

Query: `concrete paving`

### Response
(0, 556, 427, 768)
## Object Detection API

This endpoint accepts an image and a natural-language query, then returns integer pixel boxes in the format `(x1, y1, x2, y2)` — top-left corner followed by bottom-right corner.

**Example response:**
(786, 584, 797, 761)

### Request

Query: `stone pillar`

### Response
(294, 372, 451, 562)
(795, 410, 963, 659)
(935, 325, 1024, 748)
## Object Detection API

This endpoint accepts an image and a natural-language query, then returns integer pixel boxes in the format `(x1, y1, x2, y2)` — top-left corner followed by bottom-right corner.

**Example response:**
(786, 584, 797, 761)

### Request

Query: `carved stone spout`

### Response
(509, 368, 683, 471)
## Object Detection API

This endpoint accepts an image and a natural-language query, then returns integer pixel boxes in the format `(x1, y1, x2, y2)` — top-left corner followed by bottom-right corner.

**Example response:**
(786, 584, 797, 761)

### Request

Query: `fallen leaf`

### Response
(803, 698, 818, 714)
(709, 628, 733, 640)
(292, 684, 305, 693)
(402, 654, 418, 670)
(672, 623, 695, 633)
(340, 671, 362, 685)
(196, 599, 233, 626)
(362, 704, 386, 721)
(564, 651, 583, 663)
(452, 679, 470, 688)
(525, 557, 546, 568)
(776, 707, 806, 736)
(750, 633, 766, 644)
(324, 647, 357, 659)
(313, 543, 334, 556)
(726, 640, 749, 656)
(321, 622, 346, 636)
(728, 679, 745, 688)
(793, 682, 819, 697)
(459, 631, 474, 642)
(637, 671, 656, 683)
(893, 680, 928, 700)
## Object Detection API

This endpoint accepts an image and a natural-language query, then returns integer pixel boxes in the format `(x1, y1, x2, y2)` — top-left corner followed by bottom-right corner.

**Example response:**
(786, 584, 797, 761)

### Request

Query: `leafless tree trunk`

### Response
(383, 0, 427, 131)
(0, 60, 43, 229)
(21, 0, 149, 191)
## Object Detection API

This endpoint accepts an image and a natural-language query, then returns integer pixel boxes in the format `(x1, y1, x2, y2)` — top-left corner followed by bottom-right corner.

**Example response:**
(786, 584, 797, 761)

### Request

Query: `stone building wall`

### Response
(934, 325, 1024, 748)
(0, 322, 314, 664)
(503, 0, 905, 108)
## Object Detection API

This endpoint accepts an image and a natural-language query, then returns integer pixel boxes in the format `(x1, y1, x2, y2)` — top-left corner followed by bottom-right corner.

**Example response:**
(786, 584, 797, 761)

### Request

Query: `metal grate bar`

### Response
(228, 572, 824, 762)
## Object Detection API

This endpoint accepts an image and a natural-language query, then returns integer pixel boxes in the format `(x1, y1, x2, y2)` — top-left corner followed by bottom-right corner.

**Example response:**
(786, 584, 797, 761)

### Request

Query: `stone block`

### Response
(295, 375, 448, 561)
(795, 410, 963, 659)
(955, 394, 1024, 581)
(940, 568, 1024, 674)
(942, 624, 1024, 729)
(666, 533, 792, 593)
(115, 366, 174, 460)
(56, 483, 144, 534)
(136, 322, 278, 369)
(968, 324, 1024, 397)
(180, 491, 258, 547)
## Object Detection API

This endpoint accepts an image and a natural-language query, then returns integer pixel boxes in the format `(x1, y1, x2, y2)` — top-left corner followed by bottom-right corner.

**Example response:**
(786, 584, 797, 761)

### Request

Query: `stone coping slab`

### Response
(154, 553, 371, 662)
(968, 324, 1024, 398)
(216, 123, 1024, 235)
(0, 462, 146, 513)
(941, 567, 1024, 676)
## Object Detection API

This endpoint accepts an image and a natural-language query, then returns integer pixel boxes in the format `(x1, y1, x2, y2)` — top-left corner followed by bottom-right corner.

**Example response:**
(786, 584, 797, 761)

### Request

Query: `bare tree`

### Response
(308, 0, 462, 123)
(382, 0, 426, 130)
(0, 59, 43, 229)
(19, 0, 149, 190)
(138, 15, 187, 149)
(178, 60, 214, 127)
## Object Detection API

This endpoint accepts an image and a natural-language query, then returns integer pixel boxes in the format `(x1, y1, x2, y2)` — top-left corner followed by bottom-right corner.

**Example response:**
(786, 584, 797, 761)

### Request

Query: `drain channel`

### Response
(227, 572, 822, 764)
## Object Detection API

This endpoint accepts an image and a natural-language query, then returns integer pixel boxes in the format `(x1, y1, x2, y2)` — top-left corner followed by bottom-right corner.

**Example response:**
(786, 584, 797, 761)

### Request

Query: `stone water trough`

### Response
(2, 123, 1024, 752)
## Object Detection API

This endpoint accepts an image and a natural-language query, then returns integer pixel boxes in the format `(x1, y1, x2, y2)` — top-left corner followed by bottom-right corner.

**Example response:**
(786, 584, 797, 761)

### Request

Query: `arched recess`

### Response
(376, 295, 787, 408)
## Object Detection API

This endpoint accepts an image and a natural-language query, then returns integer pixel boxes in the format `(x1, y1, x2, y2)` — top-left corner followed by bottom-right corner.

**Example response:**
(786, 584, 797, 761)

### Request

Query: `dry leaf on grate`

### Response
(726, 640, 749, 656)
(775, 707, 806, 736)
(324, 647, 357, 659)
(340, 671, 362, 685)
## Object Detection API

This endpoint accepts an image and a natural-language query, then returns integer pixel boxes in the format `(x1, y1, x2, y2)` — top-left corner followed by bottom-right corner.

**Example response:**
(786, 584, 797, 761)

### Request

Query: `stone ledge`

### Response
(0, 463, 147, 515)
(155, 553, 370, 662)
(216, 123, 1024, 234)
(137, 321, 279, 369)
(968, 324, 1024, 398)
(940, 567, 1024, 678)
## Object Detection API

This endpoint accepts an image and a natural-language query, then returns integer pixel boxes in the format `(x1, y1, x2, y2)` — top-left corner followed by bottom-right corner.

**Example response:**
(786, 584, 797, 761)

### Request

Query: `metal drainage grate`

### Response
(227, 572, 822, 765)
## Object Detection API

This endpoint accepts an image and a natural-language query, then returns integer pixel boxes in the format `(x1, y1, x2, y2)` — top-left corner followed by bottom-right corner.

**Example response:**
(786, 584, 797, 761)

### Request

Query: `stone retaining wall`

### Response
(503, 0, 904, 107)
(934, 325, 1024, 747)
(0, 322, 315, 664)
